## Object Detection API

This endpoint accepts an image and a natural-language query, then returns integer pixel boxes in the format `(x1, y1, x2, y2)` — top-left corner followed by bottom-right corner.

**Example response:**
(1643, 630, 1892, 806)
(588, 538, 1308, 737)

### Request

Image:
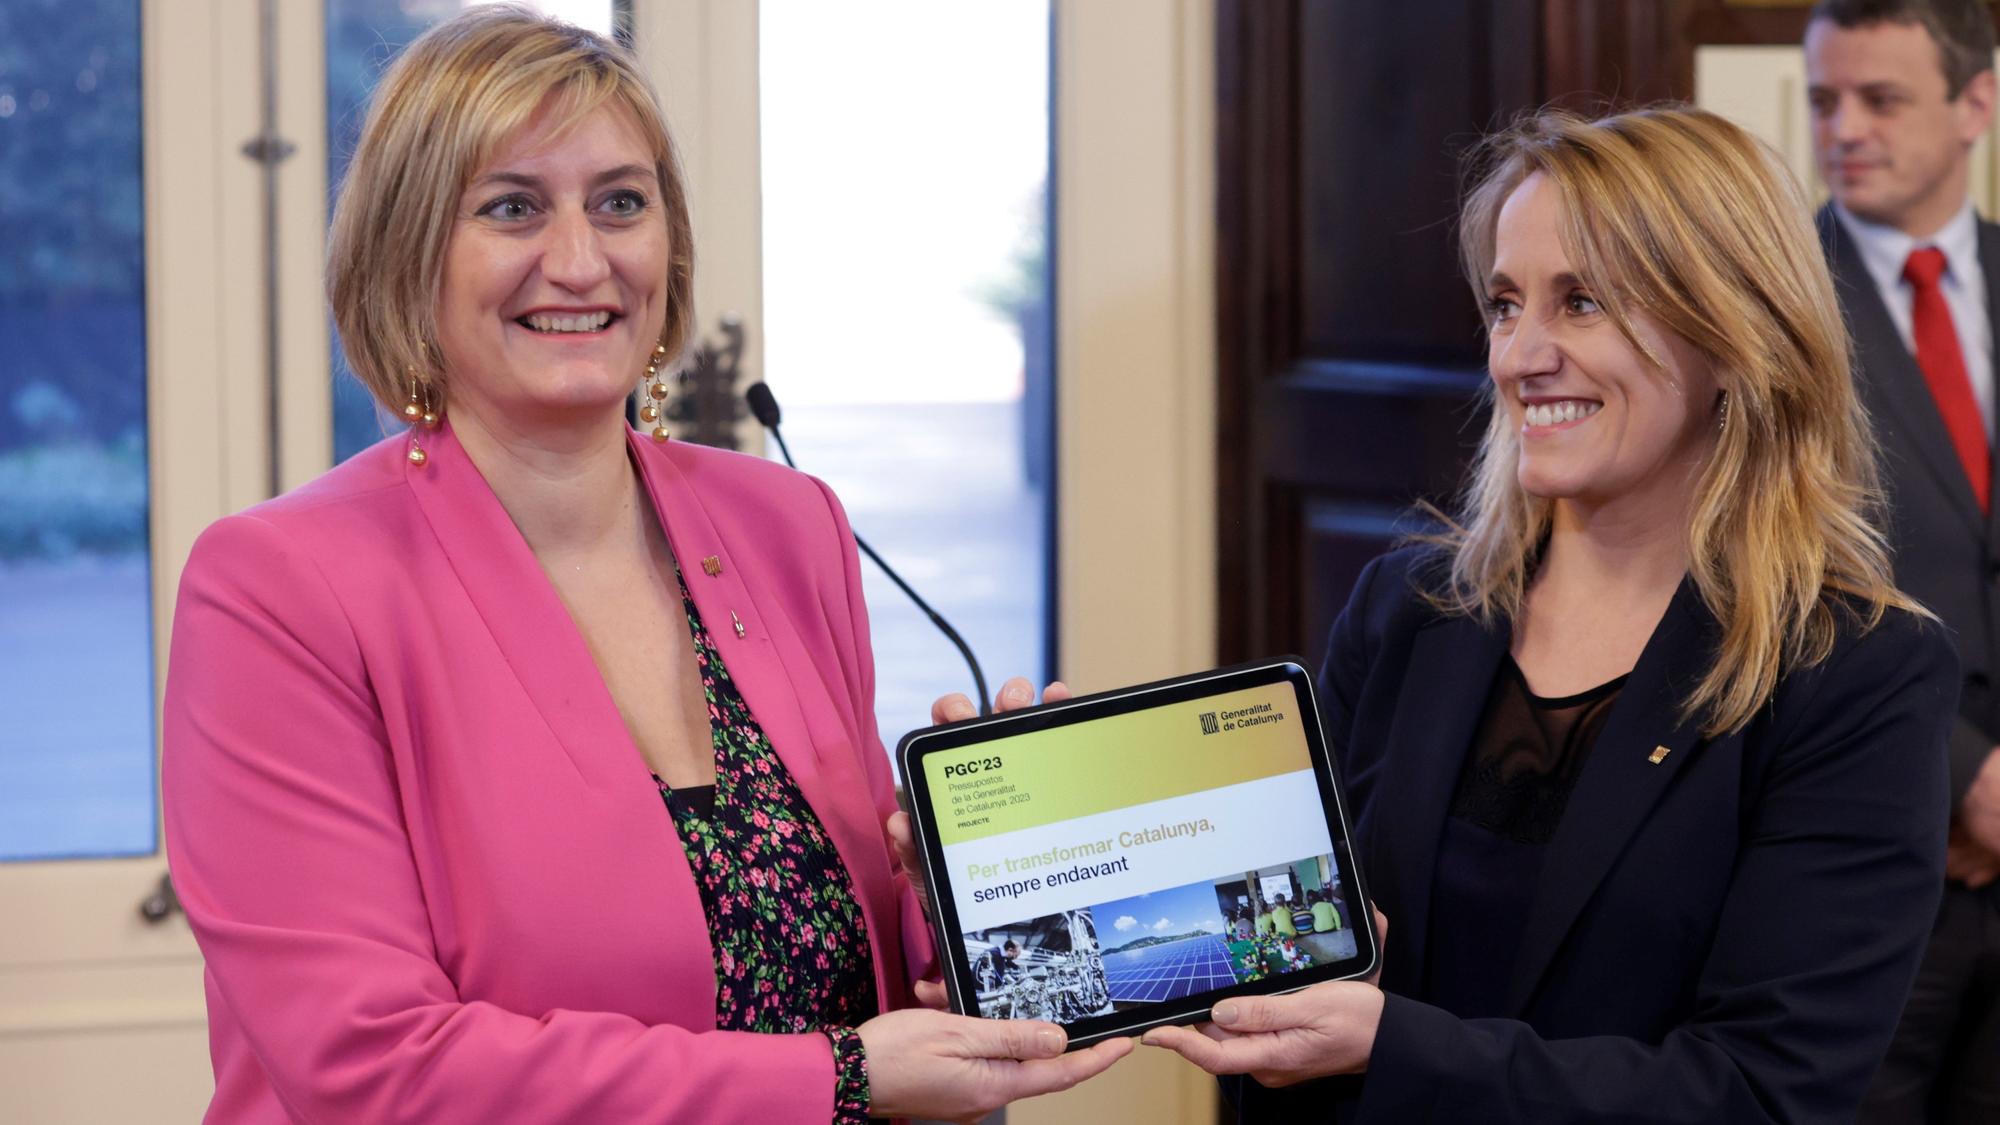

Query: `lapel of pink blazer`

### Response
(403, 421, 902, 1011)
(402, 422, 720, 1025)
(404, 422, 649, 788)
(634, 431, 907, 1010)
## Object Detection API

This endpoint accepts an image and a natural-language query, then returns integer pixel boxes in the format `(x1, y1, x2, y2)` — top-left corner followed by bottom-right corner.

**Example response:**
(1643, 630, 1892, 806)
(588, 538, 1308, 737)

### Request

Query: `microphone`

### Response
(745, 382, 993, 717)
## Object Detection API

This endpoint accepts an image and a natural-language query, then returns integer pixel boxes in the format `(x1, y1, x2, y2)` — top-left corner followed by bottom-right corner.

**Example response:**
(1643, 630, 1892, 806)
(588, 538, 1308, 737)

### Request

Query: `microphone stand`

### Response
(755, 396, 993, 718)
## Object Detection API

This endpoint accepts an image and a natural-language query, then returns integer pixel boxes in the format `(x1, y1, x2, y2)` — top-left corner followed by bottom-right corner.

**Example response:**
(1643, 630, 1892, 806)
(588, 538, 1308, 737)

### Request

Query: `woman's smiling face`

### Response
(435, 99, 669, 431)
(1484, 172, 1721, 515)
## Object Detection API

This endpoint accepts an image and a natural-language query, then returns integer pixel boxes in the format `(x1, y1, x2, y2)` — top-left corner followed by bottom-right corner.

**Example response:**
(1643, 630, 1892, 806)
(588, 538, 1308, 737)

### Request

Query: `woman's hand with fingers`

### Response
(857, 1009, 1131, 1123)
(932, 676, 1072, 727)
(1143, 908, 1389, 1085)
(912, 677, 1063, 925)
(882, 810, 951, 1010)
(886, 811, 930, 915)
(1140, 982, 1382, 1087)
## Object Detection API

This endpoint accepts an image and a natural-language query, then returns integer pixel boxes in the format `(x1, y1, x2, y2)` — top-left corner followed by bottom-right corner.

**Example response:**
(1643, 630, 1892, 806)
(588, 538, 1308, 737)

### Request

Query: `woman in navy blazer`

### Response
(1146, 107, 1956, 1121)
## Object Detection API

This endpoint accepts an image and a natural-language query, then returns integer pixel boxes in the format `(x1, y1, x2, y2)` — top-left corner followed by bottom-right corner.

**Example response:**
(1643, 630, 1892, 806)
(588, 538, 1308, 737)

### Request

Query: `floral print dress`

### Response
(655, 569, 878, 1124)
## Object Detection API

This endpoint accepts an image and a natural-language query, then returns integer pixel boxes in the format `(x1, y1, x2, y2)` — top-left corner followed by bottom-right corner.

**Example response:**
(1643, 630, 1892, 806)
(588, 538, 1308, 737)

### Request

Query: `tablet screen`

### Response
(900, 661, 1374, 1044)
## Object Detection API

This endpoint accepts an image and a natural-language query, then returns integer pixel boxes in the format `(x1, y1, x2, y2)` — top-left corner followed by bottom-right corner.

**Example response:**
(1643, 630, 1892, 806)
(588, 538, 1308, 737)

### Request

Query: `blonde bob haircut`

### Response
(327, 4, 694, 416)
(1442, 105, 1922, 736)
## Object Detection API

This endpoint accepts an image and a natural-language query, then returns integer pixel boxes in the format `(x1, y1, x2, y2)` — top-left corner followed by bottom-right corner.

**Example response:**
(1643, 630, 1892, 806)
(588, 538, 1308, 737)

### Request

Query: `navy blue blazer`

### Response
(1231, 547, 1954, 1123)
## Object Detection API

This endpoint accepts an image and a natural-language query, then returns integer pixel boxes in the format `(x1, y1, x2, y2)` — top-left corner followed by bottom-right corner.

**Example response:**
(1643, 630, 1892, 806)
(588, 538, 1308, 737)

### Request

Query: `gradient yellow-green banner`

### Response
(922, 681, 1312, 845)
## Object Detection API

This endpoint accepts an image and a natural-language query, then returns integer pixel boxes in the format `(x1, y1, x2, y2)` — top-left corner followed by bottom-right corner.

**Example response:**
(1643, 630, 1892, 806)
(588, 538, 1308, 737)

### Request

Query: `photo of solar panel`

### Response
(1102, 935, 1239, 1004)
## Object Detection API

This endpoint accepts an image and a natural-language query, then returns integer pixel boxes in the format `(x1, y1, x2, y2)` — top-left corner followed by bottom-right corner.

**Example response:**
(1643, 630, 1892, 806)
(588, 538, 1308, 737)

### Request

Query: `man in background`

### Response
(1807, 1, 2000, 1117)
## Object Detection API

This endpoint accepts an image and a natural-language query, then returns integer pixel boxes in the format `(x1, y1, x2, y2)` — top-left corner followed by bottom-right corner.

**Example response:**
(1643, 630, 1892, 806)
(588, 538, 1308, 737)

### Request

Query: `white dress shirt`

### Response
(1834, 199, 1995, 439)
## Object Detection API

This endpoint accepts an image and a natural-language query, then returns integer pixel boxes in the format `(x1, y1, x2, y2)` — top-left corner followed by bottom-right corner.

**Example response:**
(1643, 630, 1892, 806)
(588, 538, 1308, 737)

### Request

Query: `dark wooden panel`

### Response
(1215, 0, 1300, 662)
(1217, 0, 1510, 663)
(1296, 0, 1533, 364)
(1668, 0, 2000, 58)
(1682, 2, 1815, 47)
(1214, 0, 1299, 393)
(1246, 364, 1482, 661)
(1543, 0, 1681, 108)
(1259, 363, 1486, 494)
(1300, 501, 1419, 669)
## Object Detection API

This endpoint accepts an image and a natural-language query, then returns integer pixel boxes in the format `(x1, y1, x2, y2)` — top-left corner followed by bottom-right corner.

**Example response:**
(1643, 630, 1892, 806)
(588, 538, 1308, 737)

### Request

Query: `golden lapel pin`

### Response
(701, 555, 723, 577)
(1648, 745, 1672, 765)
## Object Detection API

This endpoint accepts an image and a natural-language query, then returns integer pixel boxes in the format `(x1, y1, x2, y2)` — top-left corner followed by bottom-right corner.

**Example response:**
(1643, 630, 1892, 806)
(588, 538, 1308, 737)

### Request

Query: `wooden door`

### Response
(1213, 0, 1785, 667)
(1215, 0, 1526, 665)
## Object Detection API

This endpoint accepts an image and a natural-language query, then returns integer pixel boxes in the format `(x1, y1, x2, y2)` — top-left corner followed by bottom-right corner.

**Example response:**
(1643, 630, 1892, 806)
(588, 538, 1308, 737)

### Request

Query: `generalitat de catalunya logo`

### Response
(1199, 711, 1220, 735)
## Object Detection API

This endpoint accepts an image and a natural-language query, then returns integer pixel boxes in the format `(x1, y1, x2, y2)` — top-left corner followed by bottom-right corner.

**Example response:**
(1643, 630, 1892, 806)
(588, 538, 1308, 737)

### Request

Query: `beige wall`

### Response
(1017, 0, 1219, 1122)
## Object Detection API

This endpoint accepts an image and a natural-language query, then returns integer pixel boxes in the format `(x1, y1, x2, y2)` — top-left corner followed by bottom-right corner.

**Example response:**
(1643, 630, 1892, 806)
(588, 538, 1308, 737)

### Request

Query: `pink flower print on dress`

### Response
(653, 564, 875, 1125)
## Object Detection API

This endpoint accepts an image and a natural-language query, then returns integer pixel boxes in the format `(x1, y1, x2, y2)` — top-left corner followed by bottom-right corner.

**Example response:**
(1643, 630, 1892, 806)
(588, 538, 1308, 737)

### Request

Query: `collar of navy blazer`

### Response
(1364, 574, 1714, 1014)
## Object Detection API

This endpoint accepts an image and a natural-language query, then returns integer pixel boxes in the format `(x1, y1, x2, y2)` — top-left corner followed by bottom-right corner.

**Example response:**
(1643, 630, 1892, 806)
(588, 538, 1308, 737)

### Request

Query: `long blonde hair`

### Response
(326, 4, 695, 416)
(1441, 106, 1921, 736)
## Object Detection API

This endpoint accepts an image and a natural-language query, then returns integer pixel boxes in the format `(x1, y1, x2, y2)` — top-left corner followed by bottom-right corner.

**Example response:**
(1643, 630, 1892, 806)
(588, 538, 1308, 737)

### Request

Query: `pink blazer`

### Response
(163, 423, 937, 1123)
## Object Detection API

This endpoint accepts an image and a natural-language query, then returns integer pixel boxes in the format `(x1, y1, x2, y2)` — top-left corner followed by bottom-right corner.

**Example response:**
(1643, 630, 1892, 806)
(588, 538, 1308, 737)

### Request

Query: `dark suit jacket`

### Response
(1231, 547, 1952, 1123)
(1819, 204, 2000, 806)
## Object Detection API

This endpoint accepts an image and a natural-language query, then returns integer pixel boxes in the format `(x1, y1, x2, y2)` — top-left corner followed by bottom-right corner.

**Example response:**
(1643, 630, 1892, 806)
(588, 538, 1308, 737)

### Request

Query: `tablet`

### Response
(897, 658, 1378, 1048)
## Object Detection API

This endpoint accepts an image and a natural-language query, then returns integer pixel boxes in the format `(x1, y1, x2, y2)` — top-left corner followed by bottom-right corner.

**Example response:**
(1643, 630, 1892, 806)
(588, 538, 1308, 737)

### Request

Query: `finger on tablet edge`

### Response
(931, 692, 976, 725)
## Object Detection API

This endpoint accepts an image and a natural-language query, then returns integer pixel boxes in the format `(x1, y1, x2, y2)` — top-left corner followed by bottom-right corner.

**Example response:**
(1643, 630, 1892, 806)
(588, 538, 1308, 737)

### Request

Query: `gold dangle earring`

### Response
(640, 340, 671, 442)
(404, 367, 435, 466)
(404, 341, 443, 467)
(1716, 390, 1730, 435)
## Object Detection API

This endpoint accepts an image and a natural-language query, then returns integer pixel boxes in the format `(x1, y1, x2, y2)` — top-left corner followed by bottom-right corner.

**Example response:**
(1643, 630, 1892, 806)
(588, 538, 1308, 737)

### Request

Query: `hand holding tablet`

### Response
(855, 1006, 1131, 1120)
(899, 660, 1379, 1049)
(1140, 908, 1389, 1084)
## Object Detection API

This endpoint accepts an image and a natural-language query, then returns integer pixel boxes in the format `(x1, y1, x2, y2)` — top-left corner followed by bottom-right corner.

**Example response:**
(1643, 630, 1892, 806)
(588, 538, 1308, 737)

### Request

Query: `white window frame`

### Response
(0, 0, 325, 1116)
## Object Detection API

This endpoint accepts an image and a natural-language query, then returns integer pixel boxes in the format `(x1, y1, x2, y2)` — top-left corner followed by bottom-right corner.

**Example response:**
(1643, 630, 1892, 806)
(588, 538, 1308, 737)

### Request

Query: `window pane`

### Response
(0, 0, 155, 860)
(760, 1, 1053, 752)
(327, 0, 621, 462)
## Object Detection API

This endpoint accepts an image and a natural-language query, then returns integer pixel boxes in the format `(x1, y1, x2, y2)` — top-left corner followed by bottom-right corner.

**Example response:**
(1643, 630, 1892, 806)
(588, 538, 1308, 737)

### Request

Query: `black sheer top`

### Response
(1424, 656, 1627, 1017)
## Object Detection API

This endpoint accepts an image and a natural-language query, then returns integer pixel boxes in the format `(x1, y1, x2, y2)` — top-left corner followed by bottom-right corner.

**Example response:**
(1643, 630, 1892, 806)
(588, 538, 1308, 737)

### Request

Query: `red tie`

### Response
(1904, 247, 1990, 513)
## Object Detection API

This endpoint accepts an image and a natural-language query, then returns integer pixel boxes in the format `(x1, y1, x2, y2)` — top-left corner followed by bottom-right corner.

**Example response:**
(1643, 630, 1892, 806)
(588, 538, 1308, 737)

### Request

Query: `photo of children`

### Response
(1212, 852, 1357, 983)
(960, 908, 1115, 1023)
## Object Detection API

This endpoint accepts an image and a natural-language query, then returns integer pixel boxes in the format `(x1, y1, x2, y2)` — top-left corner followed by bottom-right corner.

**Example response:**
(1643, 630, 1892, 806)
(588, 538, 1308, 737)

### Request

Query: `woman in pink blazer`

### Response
(161, 9, 1125, 1123)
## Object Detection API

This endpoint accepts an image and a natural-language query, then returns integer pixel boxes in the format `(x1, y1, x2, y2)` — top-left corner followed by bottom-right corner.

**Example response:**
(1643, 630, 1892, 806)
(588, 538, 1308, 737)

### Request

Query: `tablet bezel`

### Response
(897, 657, 1378, 1048)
